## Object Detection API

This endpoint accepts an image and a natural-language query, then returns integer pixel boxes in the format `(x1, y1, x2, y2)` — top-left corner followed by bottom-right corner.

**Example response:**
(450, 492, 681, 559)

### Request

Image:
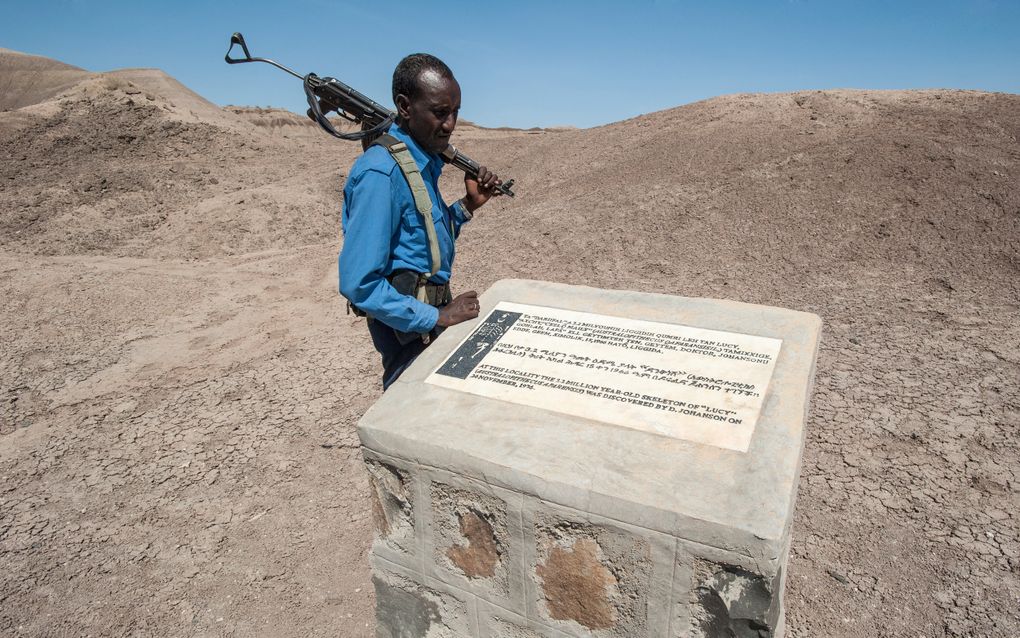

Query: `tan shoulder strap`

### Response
(374, 137, 441, 282)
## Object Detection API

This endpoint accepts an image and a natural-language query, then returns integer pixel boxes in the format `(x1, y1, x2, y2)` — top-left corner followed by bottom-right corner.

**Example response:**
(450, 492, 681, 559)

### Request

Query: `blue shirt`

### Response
(339, 124, 471, 334)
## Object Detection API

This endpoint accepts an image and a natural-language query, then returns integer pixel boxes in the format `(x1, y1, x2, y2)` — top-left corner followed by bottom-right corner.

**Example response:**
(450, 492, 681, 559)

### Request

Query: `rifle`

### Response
(224, 32, 516, 198)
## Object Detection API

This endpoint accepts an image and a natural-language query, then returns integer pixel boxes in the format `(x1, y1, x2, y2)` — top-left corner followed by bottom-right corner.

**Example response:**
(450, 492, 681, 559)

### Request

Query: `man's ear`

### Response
(395, 94, 411, 120)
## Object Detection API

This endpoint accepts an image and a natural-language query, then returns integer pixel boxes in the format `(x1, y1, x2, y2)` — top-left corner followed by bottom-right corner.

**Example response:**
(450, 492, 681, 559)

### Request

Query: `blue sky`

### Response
(2, 0, 1018, 128)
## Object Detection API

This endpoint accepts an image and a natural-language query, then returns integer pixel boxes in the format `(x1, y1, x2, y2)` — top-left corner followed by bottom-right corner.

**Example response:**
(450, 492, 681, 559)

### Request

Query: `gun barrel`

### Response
(443, 146, 516, 198)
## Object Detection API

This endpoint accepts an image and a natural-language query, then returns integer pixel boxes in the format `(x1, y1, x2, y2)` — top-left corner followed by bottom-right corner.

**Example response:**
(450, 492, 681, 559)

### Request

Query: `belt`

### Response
(419, 281, 452, 308)
(347, 271, 451, 318)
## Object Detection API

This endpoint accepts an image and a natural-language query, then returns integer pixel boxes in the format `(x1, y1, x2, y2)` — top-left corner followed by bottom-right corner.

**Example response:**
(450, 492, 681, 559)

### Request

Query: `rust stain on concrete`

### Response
(447, 510, 499, 578)
(536, 538, 617, 629)
(369, 485, 389, 536)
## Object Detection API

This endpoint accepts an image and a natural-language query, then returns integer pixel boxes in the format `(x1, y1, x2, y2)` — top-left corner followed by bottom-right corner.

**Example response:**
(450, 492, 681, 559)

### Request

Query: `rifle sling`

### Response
(369, 134, 453, 303)
(344, 135, 455, 343)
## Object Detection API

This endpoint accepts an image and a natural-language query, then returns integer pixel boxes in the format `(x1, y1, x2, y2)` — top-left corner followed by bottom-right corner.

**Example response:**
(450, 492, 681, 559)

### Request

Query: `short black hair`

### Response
(392, 53, 454, 104)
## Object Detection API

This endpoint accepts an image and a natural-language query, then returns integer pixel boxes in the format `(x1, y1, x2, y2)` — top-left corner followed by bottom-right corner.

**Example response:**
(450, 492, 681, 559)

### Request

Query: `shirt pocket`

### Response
(402, 202, 448, 237)
(401, 204, 427, 235)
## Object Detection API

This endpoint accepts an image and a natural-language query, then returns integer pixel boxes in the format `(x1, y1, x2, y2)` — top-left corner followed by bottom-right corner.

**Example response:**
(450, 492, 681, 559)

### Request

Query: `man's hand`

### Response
(436, 290, 481, 327)
(463, 166, 503, 213)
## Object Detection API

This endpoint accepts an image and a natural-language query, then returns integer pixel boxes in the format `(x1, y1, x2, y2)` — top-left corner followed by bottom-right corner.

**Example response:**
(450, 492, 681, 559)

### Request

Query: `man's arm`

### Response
(339, 169, 440, 333)
(445, 165, 502, 238)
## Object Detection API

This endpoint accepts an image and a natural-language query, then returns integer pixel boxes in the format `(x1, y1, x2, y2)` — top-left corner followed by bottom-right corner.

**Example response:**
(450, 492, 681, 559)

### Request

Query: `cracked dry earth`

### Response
(2, 48, 1019, 637)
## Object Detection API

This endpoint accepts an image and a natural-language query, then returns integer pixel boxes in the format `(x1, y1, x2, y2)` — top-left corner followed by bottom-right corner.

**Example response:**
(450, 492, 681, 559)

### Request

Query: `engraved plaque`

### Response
(427, 302, 782, 452)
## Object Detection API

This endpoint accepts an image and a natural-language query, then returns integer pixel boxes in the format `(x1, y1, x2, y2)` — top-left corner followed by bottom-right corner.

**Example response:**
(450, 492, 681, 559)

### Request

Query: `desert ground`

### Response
(1, 47, 1018, 637)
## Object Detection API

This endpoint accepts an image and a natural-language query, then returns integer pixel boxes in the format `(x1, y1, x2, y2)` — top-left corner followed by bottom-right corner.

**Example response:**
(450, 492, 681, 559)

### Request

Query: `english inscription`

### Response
(428, 302, 782, 451)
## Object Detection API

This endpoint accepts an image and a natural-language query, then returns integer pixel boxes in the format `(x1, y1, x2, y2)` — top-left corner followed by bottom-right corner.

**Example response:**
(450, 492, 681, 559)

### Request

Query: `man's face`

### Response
(396, 70, 461, 155)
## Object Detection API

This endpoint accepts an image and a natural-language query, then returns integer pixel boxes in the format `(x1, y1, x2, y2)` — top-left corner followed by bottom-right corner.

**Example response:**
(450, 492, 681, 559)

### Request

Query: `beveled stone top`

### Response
(358, 279, 822, 559)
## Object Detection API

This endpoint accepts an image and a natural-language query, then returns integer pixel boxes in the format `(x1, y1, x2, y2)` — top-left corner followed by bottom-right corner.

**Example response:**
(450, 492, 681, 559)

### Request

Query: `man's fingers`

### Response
(437, 294, 480, 327)
(466, 166, 503, 200)
(450, 290, 481, 318)
(474, 167, 501, 191)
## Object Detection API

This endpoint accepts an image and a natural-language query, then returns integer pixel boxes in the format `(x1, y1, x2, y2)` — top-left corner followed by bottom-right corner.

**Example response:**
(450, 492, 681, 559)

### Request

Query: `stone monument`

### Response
(358, 279, 822, 637)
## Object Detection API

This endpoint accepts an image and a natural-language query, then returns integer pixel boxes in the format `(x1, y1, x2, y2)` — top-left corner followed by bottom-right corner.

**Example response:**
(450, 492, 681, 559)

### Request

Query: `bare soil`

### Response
(1, 49, 1018, 637)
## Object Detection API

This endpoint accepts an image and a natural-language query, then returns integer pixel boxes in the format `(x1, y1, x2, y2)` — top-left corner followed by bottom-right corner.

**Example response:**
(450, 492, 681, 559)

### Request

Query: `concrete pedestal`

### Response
(358, 280, 821, 637)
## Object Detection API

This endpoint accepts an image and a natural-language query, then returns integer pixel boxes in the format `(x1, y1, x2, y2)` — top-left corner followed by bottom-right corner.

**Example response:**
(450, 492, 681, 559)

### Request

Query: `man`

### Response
(339, 53, 502, 389)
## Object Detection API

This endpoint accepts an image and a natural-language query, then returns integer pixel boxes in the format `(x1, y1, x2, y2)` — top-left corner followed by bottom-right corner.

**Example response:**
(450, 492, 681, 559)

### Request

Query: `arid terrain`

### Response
(1, 47, 1018, 637)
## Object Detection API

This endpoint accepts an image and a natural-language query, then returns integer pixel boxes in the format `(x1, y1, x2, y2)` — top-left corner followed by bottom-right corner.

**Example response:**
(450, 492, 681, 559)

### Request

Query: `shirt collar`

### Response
(388, 123, 442, 176)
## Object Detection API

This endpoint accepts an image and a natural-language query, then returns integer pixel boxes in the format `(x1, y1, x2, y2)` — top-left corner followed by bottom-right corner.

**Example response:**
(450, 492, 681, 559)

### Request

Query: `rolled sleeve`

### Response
(339, 169, 440, 334)
(448, 199, 472, 238)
